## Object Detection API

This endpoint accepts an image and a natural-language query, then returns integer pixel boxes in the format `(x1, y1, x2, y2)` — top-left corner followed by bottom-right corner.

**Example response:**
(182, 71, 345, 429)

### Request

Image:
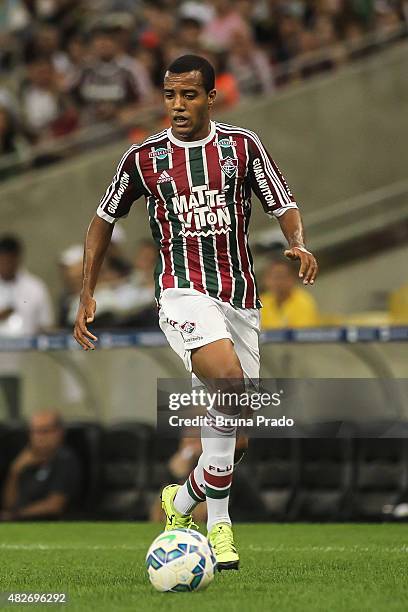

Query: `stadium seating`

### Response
(1, 422, 28, 468)
(64, 422, 103, 518)
(288, 422, 356, 521)
(142, 429, 180, 515)
(352, 433, 408, 520)
(96, 422, 152, 520)
(2, 420, 408, 521)
(245, 435, 301, 520)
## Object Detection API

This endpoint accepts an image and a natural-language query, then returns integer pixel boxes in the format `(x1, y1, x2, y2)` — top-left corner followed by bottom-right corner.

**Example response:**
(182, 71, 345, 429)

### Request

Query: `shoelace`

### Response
(171, 513, 199, 530)
(213, 526, 236, 554)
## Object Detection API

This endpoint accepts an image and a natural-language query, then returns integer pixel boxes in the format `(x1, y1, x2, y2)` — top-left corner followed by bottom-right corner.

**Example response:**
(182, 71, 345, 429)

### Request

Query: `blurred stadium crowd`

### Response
(1, 231, 408, 339)
(0, 0, 407, 176)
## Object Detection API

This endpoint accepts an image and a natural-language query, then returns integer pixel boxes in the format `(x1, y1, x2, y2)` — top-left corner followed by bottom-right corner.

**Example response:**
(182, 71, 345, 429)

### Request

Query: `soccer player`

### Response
(74, 55, 318, 570)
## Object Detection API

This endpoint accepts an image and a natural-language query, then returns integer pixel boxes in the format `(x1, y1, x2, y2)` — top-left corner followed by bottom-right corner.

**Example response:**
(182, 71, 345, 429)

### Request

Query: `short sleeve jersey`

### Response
(97, 121, 298, 308)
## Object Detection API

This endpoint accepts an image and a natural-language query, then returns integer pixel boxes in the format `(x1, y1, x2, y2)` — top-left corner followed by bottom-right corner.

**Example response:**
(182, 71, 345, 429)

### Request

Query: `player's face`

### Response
(163, 70, 216, 141)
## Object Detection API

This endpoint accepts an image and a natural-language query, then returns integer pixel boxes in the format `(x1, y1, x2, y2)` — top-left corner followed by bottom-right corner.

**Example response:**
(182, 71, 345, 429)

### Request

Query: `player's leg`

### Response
(159, 290, 235, 532)
(188, 339, 244, 570)
(197, 305, 260, 568)
(164, 341, 243, 534)
(158, 290, 252, 569)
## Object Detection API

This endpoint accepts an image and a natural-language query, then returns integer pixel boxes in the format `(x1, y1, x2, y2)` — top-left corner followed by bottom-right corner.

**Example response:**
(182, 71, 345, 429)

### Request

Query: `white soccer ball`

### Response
(145, 528, 217, 592)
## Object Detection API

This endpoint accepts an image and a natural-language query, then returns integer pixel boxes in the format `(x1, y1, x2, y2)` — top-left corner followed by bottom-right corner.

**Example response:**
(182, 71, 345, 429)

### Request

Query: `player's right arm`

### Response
(73, 145, 147, 350)
(73, 216, 113, 350)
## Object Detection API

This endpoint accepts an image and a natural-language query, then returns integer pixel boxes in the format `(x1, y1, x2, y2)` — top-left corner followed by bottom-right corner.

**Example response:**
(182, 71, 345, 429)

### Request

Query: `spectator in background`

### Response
(141, 1, 176, 50)
(61, 239, 158, 329)
(389, 283, 408, 324)
(0, 234, 54, 336)
(0, 105, 30, 182)
(260, 255, 320, 329)
(0, 105, 19, 156)
(62, 252, 129, 328)
(126, 239, 159, 328)
(203, 0, 252, 49)
(0, 104, 29, 178)
(71, 26, 150, 124)
(61, 32, 89, 90)
(176, 17, 204, 55)
(57, 243, 83, 328)
(178, 0, 214, 26)
(207, 50, 240, 109)
(19, 57, 79, 143)
(228, 30, 274, 96)
(23, 24, 71, 78)
(0, 410, 81, 520)
(0, 235, 54, 417)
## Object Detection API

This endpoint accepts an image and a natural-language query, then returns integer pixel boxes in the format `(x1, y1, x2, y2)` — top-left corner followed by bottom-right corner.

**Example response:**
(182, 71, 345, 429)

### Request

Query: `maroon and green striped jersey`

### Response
(97, 121, 298, 309)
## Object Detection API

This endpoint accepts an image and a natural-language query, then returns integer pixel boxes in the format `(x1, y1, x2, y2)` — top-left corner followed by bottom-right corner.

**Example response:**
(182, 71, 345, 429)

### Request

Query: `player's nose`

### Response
(173, 94, 185, 111)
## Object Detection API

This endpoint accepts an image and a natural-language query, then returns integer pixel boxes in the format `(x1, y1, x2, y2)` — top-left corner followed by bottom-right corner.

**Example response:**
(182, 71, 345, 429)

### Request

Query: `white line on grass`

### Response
(0, 544, 146, 551)
(1, 544, 408, 553)
(247, 545, 408, 553)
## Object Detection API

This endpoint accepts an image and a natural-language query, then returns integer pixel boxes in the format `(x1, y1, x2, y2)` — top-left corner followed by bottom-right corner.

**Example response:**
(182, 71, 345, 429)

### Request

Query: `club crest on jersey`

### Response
(179, 321, 196, 334)
(220, 156, 238, 178)
(213, 138, 237, 148)
(148, 146, 173, 159)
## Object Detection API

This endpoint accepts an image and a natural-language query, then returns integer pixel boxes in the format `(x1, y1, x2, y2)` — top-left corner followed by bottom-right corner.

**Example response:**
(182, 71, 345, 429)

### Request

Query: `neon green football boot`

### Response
(161, 484, 197, 531)
(208, 523, 239, 571)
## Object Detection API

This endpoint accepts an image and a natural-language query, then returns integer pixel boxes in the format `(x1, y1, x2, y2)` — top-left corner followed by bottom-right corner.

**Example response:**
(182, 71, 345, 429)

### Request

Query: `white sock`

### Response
(201, 408, 238, 532)
(173, 455, 206, 515)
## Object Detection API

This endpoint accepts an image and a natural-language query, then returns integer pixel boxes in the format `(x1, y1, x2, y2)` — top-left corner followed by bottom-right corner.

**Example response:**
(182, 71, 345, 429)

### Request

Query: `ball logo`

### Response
(179, 321, 196, 334)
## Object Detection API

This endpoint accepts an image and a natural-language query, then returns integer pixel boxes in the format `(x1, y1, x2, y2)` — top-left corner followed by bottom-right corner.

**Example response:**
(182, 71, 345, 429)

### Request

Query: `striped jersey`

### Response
(97, 121, 298, 309)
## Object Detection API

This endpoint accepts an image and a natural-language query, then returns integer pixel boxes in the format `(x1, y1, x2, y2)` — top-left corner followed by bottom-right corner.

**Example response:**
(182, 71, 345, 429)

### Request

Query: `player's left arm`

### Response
(278, 208, 318, 285)
(247, 133, 318, 285)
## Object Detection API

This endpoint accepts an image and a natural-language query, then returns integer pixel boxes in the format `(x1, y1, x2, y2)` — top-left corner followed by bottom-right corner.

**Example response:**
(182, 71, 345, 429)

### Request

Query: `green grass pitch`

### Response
(0, 523, 407, 611)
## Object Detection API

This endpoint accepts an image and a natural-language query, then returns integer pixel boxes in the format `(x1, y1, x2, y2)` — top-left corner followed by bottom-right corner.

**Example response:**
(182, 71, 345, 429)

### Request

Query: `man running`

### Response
(74, 55, 318, 570)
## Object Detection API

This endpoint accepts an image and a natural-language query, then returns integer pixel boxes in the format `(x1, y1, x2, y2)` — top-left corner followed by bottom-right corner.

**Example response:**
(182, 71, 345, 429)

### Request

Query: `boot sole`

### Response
(217, 560, 240, 571)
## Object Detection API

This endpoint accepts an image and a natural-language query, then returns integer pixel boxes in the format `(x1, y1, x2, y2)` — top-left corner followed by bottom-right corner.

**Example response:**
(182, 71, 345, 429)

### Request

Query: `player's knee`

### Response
(217, 362, 244, 381)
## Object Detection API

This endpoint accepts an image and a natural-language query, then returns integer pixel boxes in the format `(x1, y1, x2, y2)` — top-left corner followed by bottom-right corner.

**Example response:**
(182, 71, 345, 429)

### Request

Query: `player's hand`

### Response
(284, 246, 318, 285)
(73, 293, 98, 350)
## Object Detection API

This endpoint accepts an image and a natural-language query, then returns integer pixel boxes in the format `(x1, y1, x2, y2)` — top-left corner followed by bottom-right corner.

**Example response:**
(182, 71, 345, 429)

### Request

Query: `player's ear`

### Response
(208, 89, 217, 108)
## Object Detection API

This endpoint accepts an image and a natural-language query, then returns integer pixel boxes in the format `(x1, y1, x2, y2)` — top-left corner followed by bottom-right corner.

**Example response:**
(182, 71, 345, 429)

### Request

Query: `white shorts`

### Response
(158, 288, 260, 381)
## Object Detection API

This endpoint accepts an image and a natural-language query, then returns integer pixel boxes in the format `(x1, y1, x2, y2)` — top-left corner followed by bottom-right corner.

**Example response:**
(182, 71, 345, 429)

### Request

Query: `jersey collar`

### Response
(167, 121, 216, 148)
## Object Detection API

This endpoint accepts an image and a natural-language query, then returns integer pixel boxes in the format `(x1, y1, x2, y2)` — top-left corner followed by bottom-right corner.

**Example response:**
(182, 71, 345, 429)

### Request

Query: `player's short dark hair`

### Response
(0, 235, 23, 255)
(166, 55, 215, 93)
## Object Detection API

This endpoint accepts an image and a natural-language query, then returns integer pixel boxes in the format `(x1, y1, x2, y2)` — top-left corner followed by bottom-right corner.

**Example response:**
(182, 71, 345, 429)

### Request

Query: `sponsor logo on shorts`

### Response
(166, 318, 199, 339)
(148, 146, 173, 159)
(179, 321, 196, 334)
